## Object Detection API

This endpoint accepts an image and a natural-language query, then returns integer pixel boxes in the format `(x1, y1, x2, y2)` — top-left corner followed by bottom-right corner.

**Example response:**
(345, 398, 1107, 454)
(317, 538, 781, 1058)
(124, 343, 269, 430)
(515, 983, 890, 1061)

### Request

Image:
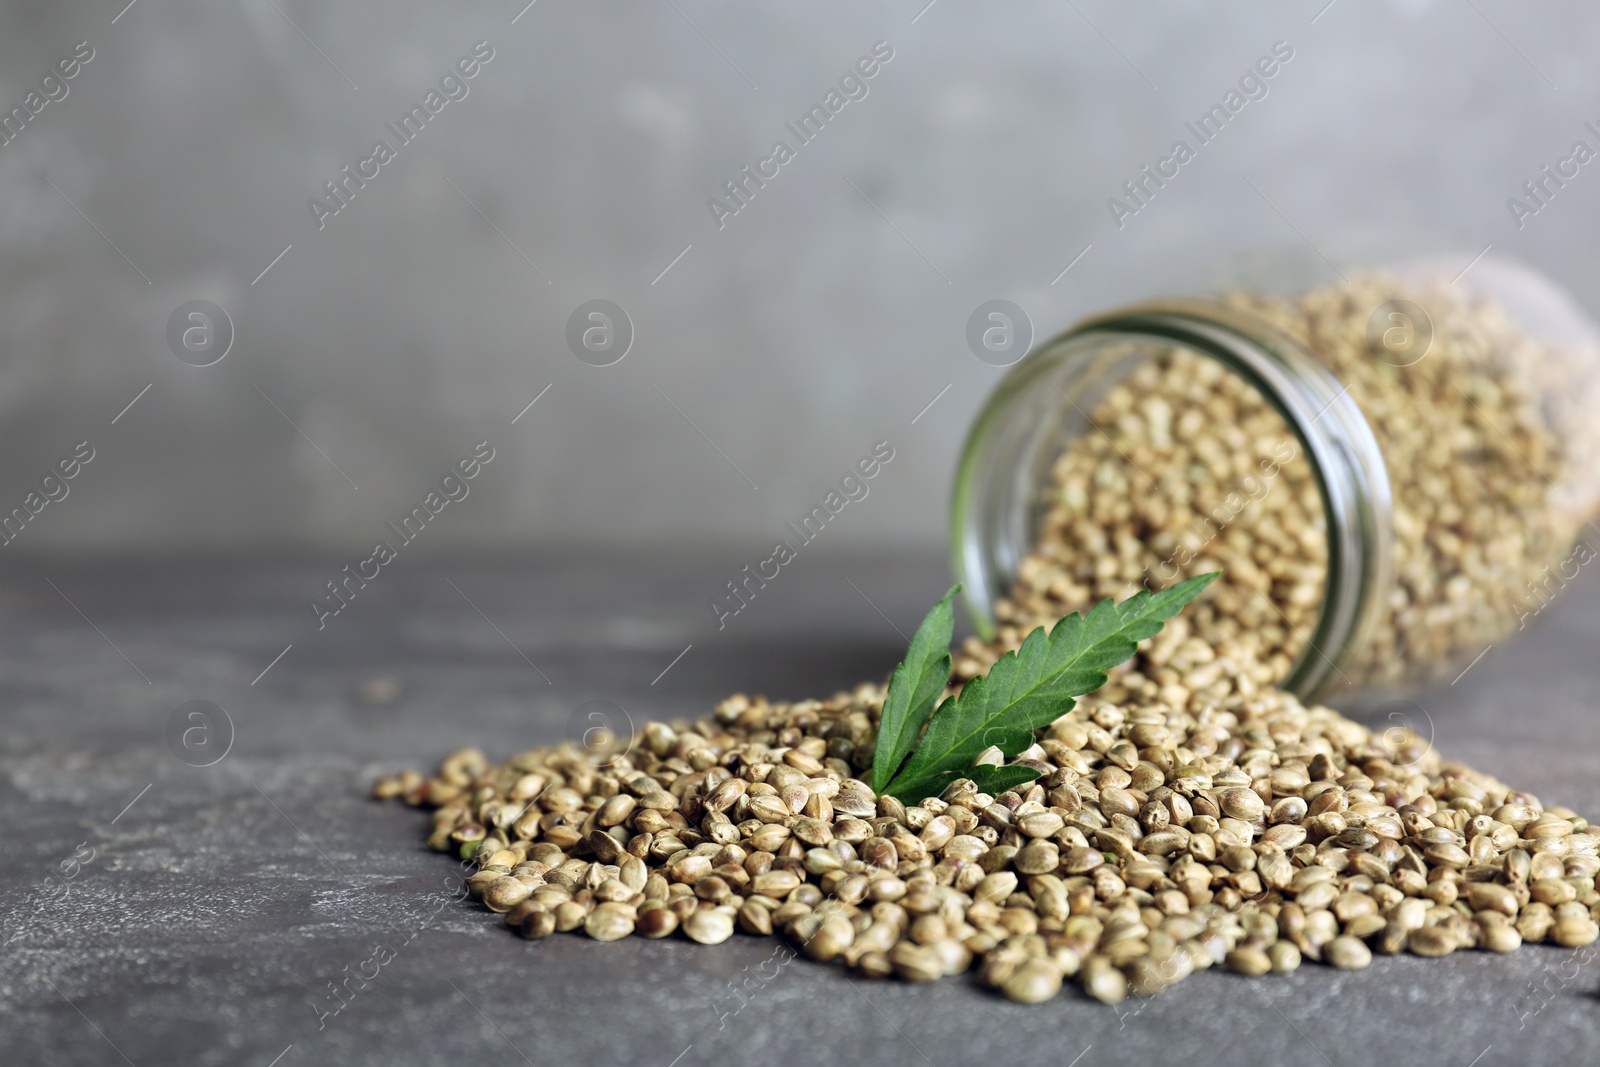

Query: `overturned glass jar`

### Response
(952, 254, 1600, 704)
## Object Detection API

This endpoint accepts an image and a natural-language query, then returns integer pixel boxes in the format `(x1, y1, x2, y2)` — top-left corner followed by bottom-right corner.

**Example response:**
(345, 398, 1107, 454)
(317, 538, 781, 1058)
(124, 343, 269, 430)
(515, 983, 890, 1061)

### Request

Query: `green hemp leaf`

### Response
(874, 573, 1219, 804)
(870, 584, 958, 795)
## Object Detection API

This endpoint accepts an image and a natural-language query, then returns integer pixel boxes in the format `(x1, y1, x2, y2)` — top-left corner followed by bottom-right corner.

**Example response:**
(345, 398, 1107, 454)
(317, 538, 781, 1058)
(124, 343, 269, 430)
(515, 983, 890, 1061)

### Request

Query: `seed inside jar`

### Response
(960, 274, 1600, 699)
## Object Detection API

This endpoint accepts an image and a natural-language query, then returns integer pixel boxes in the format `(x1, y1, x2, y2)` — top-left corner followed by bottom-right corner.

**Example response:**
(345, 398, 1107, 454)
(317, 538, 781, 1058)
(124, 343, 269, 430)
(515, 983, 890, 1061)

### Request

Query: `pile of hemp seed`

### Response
(376, 627, 1600, 1004)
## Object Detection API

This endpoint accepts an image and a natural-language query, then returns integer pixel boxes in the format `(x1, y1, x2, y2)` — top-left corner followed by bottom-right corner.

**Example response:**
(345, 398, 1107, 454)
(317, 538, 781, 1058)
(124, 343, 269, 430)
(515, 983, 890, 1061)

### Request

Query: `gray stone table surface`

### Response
(2, 552, 1598, 1067)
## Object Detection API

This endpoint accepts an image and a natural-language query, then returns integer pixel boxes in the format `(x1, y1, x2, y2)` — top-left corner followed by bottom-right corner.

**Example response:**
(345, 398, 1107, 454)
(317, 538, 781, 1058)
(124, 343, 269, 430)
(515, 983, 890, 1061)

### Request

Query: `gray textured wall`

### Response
(1, 0, 1597, 557)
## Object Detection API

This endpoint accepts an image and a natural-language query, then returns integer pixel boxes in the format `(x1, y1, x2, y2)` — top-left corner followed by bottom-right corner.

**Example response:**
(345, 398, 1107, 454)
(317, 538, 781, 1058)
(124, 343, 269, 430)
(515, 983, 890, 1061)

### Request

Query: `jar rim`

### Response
(950, 299, 1395, 703)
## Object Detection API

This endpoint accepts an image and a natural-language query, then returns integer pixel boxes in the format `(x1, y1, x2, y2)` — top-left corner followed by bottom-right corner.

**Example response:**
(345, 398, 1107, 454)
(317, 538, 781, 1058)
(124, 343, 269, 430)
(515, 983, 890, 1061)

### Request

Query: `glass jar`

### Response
(951, 253, 1600, 705)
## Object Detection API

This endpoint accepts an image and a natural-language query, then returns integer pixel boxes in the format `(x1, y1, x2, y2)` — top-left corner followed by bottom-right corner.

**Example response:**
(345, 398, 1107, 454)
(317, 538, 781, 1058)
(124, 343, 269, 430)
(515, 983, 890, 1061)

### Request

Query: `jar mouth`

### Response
(950, 299, 1395, 704)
